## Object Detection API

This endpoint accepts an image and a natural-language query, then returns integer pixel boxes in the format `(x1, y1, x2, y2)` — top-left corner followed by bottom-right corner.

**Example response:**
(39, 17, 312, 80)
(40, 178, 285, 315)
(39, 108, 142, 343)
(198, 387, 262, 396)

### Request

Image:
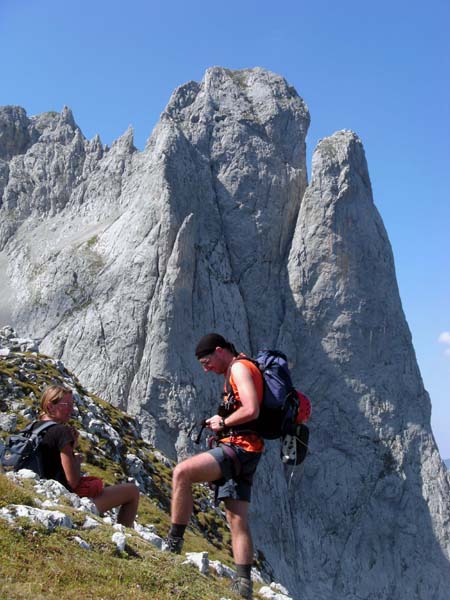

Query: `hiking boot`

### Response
(231, 576, 253, 599)
(165, 535, 184, 554)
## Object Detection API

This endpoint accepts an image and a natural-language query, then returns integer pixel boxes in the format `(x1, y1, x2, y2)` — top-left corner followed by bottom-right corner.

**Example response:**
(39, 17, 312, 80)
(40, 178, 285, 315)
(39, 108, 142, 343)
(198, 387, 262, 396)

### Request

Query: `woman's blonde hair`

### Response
(40, 384, 72, 417)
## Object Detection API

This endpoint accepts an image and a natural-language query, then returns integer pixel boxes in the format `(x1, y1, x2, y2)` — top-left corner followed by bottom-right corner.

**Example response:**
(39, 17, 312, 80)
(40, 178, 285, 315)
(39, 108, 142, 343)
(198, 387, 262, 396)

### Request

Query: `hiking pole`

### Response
(195, 420, 207, 444)
(188, 419, 208, 445)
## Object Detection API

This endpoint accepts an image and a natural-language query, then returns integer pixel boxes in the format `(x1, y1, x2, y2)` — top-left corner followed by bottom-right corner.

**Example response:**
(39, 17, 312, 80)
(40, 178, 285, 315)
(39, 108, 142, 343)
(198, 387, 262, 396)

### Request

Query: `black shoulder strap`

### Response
(30, 420, 59, 437)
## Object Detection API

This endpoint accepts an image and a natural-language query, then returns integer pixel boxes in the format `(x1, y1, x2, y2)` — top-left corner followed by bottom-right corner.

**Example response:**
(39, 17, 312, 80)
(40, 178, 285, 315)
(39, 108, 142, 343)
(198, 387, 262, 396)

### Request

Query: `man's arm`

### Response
(207, 361, 260, 432)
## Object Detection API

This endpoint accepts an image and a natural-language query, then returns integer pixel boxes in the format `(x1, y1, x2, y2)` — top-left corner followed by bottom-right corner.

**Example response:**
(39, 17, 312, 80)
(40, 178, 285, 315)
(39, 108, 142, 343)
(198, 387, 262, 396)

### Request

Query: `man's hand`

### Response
(206, 415, 225, 432)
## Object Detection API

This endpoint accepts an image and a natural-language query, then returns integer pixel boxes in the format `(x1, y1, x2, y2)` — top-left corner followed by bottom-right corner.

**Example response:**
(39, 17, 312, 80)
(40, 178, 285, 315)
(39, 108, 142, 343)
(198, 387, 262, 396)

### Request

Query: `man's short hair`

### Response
(195, 333, 230, 359)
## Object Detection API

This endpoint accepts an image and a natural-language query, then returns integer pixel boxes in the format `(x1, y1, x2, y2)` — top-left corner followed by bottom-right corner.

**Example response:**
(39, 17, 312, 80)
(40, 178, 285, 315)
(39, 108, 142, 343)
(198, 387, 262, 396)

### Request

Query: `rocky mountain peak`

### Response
(60, 105, 75, 126)
(111, 125, 136, 152)
(0, 67, 449, 599)
(0, 105, 32, 160)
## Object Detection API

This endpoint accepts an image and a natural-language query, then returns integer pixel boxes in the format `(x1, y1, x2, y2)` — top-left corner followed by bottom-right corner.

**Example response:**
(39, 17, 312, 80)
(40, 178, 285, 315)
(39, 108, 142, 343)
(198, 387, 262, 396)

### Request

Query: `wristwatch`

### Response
(220, 417, 226, 429)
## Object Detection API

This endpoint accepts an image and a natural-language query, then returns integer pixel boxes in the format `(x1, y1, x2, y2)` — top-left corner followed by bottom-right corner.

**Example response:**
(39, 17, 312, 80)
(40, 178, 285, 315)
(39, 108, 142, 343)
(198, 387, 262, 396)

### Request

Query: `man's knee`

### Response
(172, 459, 193, 486)
(173, 452, 223, 489)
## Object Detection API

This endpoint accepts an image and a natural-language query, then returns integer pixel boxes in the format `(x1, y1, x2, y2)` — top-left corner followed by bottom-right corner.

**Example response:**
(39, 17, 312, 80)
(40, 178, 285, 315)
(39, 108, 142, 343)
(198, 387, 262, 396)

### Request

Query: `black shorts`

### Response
(208, 443, 261, 504)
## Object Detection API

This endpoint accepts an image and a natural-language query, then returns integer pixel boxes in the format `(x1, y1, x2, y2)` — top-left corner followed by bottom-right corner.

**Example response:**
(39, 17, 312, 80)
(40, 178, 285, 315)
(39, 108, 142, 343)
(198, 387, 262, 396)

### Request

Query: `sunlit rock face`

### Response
(1, 67, 449, 599)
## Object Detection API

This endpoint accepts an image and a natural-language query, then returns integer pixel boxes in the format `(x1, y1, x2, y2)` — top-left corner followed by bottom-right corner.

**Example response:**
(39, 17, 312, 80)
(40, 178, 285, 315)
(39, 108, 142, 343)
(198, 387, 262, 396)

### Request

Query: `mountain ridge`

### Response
(1, 66, 449, 599)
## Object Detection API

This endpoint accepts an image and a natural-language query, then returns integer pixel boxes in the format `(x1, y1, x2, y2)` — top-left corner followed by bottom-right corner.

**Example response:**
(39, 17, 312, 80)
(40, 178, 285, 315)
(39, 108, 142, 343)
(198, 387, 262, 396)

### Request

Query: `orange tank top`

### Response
(220, 356, 264, 453)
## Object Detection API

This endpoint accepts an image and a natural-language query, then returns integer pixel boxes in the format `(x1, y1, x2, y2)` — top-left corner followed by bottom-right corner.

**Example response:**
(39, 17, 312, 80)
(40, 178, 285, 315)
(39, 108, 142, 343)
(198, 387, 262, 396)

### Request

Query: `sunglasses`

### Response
(199, 353, 215, 366)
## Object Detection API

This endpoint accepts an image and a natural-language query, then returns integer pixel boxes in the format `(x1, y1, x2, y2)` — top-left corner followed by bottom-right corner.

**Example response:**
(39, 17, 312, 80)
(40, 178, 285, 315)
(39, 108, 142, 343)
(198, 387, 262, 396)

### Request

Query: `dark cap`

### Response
(195, 333, 229, 359)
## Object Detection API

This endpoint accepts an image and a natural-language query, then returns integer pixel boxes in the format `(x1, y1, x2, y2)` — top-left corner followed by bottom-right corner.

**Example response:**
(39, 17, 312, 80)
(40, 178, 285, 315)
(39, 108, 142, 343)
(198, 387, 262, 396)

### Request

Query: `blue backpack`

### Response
(1, 420, 57, 476)
(234, 350, 311, 465)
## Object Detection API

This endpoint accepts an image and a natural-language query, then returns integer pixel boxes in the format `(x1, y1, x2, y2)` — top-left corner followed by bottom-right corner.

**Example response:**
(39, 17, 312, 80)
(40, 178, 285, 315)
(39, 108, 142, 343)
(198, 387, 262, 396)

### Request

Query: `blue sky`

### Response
(1, 0, 449, 456)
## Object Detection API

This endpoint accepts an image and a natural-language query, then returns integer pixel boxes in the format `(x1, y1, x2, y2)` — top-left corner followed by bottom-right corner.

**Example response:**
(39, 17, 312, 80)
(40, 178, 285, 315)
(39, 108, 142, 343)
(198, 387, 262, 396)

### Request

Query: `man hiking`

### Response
(166, 333, 264, 600)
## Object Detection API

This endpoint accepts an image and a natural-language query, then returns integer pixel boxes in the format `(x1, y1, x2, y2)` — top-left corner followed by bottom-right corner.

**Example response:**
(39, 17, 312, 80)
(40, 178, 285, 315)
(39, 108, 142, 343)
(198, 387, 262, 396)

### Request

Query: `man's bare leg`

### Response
(224, 498, 253, 564)
(171, 451, 223, 523)
(225, 499, 254, 599)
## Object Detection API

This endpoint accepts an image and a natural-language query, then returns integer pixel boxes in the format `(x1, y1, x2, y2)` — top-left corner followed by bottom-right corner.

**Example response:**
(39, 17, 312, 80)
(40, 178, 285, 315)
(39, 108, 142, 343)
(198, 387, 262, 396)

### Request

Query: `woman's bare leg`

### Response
(93, 483, 140, 527)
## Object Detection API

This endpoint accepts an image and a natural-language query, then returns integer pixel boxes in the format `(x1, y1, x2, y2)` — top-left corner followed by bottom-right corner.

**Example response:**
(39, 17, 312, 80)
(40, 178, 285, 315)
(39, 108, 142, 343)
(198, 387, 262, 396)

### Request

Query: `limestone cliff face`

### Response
(0, 68, 449, 599)
(277, 131, 450, 598)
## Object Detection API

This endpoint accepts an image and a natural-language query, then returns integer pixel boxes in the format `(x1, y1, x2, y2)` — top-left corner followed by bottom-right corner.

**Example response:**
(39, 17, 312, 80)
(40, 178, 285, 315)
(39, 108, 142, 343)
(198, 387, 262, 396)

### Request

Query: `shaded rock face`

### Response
(276, 131, 450, 598)
(0, 67, 449, 599)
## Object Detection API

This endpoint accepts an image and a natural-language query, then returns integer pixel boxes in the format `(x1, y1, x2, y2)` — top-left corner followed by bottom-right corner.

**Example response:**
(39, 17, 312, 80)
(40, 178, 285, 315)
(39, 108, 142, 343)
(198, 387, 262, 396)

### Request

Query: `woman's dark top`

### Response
(39, 422, 75, 490)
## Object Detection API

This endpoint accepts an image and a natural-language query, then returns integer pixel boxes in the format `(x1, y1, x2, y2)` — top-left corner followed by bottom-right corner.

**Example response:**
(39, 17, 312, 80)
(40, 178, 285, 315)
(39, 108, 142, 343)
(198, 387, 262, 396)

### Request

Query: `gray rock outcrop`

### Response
(276, 131, 450, 598)
(0, 67, 449, 599)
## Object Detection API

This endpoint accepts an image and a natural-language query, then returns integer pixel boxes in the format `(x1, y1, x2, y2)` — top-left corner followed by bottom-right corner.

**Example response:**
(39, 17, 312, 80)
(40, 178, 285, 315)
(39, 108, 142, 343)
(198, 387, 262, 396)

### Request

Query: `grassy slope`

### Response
(0, 513, 232, 600)
(0, 352, 246, 599)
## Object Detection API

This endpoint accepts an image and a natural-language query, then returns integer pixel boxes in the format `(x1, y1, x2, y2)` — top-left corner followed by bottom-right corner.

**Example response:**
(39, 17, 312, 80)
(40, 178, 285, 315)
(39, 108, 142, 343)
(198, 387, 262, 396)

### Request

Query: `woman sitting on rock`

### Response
(39, 384, 139, 527)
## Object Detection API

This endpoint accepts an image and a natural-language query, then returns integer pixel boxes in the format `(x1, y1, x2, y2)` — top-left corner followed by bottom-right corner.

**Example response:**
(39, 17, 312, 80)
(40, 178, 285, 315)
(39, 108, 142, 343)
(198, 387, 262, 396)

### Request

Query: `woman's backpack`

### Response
(0, 420, 57, 476)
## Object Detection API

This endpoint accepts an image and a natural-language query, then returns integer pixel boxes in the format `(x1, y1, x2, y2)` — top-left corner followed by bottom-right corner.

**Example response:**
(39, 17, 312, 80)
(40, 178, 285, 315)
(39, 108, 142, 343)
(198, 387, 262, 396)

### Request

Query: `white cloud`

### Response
(438, 331, 450, 345)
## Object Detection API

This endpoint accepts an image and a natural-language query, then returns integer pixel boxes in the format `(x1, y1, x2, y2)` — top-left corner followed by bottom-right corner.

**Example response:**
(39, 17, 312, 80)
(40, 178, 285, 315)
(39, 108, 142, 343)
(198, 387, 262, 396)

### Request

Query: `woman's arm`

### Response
(60, 443, 81, 490)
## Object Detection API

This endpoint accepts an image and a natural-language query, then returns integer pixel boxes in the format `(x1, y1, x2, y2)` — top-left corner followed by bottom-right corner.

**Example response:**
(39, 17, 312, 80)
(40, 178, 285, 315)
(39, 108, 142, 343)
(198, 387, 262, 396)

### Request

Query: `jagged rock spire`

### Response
(0, 70, 448, 599)
(277, 129, 450, 598)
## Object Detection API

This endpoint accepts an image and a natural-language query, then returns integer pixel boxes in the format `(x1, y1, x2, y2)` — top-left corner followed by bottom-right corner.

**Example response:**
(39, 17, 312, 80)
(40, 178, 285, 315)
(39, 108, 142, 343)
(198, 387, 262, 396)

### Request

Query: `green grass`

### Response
(0, 472, 241, 599)
(0, 518, 241, 600)
(0, 474, 36, 508)
(0, 351, 245, 599)
(86, 235, 99, 248)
